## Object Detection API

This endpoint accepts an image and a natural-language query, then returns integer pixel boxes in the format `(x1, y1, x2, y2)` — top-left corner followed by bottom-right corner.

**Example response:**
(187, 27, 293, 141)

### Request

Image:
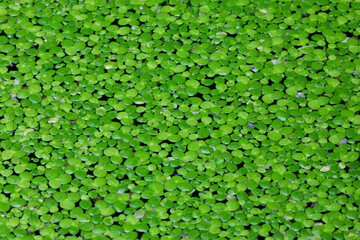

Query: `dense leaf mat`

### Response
(0, 0, 360, 239)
